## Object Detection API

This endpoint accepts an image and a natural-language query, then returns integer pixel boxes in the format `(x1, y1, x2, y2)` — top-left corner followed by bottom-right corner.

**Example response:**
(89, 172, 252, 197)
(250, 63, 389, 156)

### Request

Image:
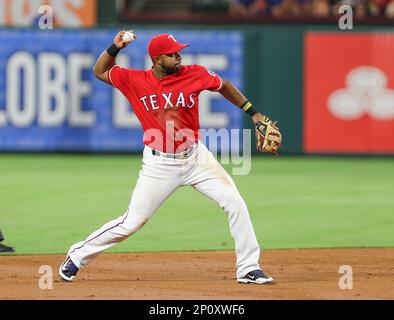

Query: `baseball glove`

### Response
(255, 116, 282, 155)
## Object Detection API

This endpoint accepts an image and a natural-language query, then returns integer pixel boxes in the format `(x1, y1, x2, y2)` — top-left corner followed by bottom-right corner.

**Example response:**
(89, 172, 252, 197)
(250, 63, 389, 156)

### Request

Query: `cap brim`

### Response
(161, 43, 190, 55)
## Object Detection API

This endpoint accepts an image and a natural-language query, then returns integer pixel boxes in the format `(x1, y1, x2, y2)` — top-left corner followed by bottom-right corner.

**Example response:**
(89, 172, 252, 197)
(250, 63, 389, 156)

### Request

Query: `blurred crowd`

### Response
(228, 0, 394, 18)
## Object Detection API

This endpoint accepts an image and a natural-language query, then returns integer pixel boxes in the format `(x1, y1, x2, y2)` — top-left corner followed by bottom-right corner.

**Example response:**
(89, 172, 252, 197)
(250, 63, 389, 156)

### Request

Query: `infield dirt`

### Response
(1, 248, 393, 299)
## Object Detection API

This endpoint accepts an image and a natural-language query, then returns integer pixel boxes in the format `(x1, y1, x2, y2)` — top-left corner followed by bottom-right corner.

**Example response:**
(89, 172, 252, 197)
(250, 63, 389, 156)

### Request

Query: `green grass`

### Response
(0, 154, 393, 254)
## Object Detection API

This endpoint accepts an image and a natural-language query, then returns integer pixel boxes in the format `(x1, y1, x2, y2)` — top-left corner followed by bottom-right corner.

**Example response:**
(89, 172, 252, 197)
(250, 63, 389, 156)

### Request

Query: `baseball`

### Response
(122, 31, 136, 44)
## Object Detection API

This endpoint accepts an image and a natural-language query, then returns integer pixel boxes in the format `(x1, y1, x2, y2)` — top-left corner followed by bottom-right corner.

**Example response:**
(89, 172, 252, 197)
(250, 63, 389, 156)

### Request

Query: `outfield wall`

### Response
(1, 25, 394, 154)
(243, 25, 394, 155)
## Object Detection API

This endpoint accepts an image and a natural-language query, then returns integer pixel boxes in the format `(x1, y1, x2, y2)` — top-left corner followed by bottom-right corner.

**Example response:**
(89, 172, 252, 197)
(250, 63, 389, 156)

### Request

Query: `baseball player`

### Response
(59, 31, 274, 284)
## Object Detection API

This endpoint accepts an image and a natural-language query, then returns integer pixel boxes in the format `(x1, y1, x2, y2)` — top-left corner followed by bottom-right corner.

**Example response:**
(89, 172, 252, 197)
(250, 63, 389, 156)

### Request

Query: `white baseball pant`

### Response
(68, 141, 261, 279)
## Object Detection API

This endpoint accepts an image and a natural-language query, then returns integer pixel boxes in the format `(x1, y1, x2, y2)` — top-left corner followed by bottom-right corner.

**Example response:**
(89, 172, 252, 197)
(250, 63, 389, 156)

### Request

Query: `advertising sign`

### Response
(0, 30, 243, 152)
(0, 0, 96, 27)
(304, 33, 394, 154)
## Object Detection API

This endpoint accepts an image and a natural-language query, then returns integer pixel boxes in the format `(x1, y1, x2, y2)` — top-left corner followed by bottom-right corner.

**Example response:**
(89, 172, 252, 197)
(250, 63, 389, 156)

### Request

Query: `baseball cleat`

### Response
(237, 269, 273, 284)
(0, 243, 15, 253)
(59, 256, 79, 282)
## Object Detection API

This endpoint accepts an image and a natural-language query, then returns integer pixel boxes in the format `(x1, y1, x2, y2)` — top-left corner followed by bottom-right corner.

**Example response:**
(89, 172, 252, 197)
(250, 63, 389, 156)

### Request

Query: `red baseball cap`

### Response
(148, 34, 189, 59)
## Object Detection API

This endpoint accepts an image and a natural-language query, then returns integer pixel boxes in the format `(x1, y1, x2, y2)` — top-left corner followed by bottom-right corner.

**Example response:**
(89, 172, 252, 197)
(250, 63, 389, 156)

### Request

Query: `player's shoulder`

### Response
(112, 65, 144, 75)
(183, 64, 206, 73)
(182, 64, 217, 77)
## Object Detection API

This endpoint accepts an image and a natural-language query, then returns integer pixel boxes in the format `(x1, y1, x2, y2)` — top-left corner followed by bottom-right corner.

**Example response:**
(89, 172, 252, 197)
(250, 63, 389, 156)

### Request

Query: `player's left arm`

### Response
(219, 79, 282, 154)
(218, 79, 264, 123)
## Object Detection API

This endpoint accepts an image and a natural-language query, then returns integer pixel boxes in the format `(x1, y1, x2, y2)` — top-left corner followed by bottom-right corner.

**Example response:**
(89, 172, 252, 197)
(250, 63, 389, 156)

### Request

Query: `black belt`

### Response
(151, 144, 197, 159)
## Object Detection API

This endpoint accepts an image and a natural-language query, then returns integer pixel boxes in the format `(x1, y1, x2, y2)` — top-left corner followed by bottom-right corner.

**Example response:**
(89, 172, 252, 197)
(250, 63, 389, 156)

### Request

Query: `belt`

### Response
(151, 143, 197, 159)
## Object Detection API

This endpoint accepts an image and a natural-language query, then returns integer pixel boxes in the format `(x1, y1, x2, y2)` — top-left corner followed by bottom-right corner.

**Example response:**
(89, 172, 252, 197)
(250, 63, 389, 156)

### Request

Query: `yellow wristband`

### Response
(240, 101, 257, 117)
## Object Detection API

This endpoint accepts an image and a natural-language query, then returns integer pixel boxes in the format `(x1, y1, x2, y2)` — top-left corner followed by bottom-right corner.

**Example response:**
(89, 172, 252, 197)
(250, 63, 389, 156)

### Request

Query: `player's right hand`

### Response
(114, 30, 135, 49)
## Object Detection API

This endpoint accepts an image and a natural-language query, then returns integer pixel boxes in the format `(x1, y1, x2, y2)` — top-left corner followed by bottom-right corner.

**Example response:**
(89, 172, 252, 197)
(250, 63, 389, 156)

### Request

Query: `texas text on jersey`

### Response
(109, 64, 222, 153)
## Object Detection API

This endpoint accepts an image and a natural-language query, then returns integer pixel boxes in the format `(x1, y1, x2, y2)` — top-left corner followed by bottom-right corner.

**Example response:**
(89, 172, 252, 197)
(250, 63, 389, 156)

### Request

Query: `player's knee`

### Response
(219, 189, 248, 215)
(230, 197, 248, 215)
(122, 214, 150, 234)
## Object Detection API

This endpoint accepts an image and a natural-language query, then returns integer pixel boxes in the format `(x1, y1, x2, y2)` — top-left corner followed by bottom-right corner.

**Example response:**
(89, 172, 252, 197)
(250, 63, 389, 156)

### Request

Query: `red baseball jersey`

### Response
(108, 64, 223, 153)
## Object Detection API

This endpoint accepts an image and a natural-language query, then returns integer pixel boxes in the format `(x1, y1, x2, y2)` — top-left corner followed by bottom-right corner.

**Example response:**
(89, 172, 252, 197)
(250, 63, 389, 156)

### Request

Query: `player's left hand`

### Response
(254, 115, 282, 155)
